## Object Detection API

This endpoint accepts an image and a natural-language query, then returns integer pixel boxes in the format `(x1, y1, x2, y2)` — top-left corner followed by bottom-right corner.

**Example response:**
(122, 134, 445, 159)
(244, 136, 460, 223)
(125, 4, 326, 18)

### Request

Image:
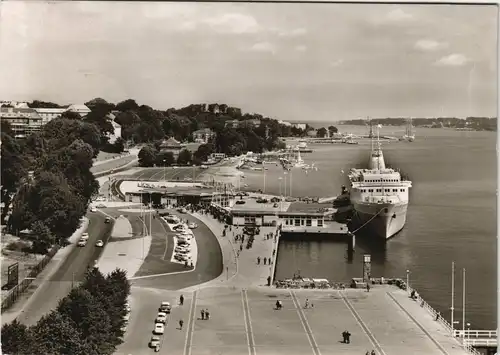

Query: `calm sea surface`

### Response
(243, 125, 497, 330)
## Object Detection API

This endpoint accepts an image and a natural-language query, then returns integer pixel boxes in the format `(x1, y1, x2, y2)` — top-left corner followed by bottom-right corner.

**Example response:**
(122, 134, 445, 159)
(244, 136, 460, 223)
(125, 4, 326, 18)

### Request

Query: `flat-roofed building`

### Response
(0, 107, 42, 138)
(34, 108, 67, 125)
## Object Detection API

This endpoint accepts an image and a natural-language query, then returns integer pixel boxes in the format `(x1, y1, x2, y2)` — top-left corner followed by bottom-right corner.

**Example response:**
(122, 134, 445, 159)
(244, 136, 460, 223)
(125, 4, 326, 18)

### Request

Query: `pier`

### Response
(112, 168, 495, 355)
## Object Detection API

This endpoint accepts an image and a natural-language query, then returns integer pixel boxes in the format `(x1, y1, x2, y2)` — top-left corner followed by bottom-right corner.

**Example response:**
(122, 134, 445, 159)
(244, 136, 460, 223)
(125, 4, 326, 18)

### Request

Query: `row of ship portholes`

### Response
(358, 188, 406, 193)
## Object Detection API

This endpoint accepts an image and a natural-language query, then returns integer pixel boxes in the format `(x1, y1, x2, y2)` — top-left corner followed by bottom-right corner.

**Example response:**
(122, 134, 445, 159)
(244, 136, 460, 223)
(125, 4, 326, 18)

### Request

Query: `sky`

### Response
(0, 2, 497, 122)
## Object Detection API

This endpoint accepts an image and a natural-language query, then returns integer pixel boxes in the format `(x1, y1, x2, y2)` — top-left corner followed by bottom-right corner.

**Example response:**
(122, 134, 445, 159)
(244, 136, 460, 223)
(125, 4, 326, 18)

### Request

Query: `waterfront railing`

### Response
(406, 284, 482, 355)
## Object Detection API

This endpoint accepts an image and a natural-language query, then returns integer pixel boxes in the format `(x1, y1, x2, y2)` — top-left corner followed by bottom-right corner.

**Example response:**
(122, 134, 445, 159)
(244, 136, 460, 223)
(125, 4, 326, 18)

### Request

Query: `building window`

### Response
(301, 219, 304, 226)
(306, 219, 312, 226)
(400, 189, 405, 192)
(393, 189, 398, 192)
(295, 219, 300, 226)
(368, 189, 373, 192)
(317, 219, 323, 227)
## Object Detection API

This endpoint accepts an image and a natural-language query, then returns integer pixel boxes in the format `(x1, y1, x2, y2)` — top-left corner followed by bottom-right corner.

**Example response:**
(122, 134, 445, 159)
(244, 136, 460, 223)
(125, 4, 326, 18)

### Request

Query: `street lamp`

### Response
(466, 322, 471, 342)
(163, 160, 166, 181)
(406, 269, 410, 295)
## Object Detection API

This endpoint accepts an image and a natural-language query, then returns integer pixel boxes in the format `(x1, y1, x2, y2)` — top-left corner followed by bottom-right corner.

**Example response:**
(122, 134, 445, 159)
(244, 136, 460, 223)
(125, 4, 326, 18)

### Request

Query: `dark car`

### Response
(256, 198, 268, 203)
(105, 217, 111, 223)
(271, 197, 281, 203)
(235, 200, 246, 205)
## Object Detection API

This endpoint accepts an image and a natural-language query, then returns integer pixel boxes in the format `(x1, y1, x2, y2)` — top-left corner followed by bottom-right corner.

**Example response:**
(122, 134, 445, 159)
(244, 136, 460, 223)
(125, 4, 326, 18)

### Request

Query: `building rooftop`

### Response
(285, 202, 334, 214)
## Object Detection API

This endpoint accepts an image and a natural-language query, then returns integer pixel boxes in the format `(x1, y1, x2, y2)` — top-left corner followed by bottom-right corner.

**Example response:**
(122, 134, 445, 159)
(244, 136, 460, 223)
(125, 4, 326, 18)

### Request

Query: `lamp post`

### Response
(406, 269, 410, 295)
(263, 167, 266, 193)
(466, 322, 471, 342)
(284, 172, 288, 198)
(163, 159, 166, 181)
(451, 261, 455, 333)
(462, 268, 466, 338)
(289, 170, 293, 197)
(192, 164, 196, 181)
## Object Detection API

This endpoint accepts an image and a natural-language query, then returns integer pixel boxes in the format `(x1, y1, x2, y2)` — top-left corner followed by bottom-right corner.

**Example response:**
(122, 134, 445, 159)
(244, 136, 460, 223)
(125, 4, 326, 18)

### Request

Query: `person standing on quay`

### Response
(180, 294, 184, 306)
(201, 309, 205, 320)
(257, 256, 261, 265)
(179, 319, 184, 330)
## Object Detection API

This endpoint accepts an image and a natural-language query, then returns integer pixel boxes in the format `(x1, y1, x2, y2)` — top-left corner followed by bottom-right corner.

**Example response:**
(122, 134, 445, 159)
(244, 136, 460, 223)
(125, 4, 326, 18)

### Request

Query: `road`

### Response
(15, 211, 113, 326)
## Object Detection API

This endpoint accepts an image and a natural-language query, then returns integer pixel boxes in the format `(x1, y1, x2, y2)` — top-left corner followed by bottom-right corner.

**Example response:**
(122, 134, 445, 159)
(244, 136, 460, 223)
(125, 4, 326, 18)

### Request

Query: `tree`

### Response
(156, 151, 175, 167)
(328, 125, 338, 135)
(1, 319, 28, 354)
(27, 100, 62, 108)
(316, 127, 327, 138)
(194, 143, 214, 162)
(138, 145, 157, 167)
(115, 99, 139, 112)
(25, 311, 91, 355)
(1, 120, 14, 136)
(1, 133, 28, 223)
(30, 220, 53, 253)
(57, 288, 115, 354)
(42, 118, 101, 157)
(25, 171, 85, 242)
(177, 149, 192, 165)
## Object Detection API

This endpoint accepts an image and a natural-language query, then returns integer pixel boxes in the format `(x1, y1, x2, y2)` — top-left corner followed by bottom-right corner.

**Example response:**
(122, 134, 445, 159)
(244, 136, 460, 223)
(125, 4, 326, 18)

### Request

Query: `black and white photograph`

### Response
(0, 1, 497, 355)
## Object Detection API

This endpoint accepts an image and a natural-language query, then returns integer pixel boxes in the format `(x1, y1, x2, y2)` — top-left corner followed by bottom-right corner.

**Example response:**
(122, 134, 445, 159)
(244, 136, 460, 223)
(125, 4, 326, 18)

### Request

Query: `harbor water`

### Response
(242, 125, 496, 330)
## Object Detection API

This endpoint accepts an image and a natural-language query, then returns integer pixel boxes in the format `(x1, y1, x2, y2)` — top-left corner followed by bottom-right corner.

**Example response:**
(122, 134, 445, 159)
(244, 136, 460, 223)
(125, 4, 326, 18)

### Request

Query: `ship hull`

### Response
(352, 201, 408, 239)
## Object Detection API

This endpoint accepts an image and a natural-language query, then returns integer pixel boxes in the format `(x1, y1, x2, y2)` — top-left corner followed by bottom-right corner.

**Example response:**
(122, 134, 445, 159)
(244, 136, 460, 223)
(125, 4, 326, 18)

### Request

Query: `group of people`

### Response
(200, 308, 210, 320)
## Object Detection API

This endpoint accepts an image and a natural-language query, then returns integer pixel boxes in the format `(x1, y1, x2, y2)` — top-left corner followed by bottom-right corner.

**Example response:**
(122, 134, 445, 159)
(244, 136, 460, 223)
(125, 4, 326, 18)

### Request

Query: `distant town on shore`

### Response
(338, 117, 496, 131)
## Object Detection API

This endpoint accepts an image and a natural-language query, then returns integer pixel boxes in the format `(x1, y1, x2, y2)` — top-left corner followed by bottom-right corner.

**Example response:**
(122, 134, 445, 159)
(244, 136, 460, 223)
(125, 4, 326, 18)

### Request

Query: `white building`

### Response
(67, 104, 91, 116)
(108, 121, 122, 144)
(34, 108, 67, 125)
(293, 123, 307, 131)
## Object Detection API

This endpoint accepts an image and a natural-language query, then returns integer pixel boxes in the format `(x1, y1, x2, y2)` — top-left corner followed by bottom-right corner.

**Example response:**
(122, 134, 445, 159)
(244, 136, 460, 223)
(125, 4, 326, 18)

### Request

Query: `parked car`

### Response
(95, 240, 104, 247)
(256, 198, 268, 203)
(179, 208, 187, 214)
(175, 249, 190, 255)
(188, 222, 197, 229)
(235, 200, 246, 205)
(77, 239, 87, 247)
(81, 233, 89, 241)
(105, 217, 111, 223)
(177, 240, 190, 247)
(173, 225, 185, 231)
(154, 323, 165, 335)
(149, 336, 161, 348)
(90, 207, 97, 213)
(271, 197, 281, 203)
(159, 301, 171, 313)
(97, 203, 106, 208)
(174, 254, 189, 262)
(155, 312, 167, 324)
(175, 246, 190, 253)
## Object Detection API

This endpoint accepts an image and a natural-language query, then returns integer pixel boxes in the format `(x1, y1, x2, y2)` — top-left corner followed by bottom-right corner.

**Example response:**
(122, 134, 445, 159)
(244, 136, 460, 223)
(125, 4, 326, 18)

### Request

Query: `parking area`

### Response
(117, 286, 467, 355)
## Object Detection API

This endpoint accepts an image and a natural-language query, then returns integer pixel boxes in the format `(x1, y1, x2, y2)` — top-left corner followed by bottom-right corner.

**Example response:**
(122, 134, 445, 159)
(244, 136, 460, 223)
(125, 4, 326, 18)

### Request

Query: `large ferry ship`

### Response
(348, 126, 412, 239)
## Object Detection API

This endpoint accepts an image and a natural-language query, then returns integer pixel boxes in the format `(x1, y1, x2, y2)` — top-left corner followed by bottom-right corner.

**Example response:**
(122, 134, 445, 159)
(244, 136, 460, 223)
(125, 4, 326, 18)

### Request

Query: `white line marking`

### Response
(339, 290, 387, 355)
(290, 290, 321, 355)
(242, 289, 256, 355)
(183, 290, 197, 355)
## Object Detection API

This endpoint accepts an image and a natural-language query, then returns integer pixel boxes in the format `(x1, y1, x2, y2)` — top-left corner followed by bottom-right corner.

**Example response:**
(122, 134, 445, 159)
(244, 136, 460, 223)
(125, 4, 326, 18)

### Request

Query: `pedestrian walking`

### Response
(201, 309, 205, 320)
(179, 319, 184, 330)
(257, 256, 261, 265)
(263, 257, 267, 265)
(346, 331, 351, 344)
(205, 310, 210, 320)
(366, 283, 370, 292)
(272, 250, 276, 256)
(180, 294, 184, 306)
(304, 298, 309, 308)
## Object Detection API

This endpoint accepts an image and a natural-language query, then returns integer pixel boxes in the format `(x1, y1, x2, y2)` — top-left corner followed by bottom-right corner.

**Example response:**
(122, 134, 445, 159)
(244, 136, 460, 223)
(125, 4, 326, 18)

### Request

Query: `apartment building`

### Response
(0, 107, 43, 138)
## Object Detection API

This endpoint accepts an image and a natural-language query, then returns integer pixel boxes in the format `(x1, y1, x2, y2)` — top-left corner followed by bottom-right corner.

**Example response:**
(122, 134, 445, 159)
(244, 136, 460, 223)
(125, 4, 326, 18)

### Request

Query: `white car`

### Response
(188, 222, 198, 229)
(180, 208, 187, 213)
(81, 233, 89, 241)
(95, 240, 104, 247)
(175, 246, 190, 253)
(159, 301, 172, 313)
(77, 239, 87, 247)
(156, 312, 167, 324)
(90, 207, 97, 213)
(154, 323, 165, 334)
